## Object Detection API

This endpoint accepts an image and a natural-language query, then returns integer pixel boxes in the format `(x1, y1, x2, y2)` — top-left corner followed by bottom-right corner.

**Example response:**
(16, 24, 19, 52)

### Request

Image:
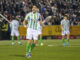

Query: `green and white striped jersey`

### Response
(25, 12, 42, 30)
(61, 19, 70, 31)
(10, 20, 19, 31)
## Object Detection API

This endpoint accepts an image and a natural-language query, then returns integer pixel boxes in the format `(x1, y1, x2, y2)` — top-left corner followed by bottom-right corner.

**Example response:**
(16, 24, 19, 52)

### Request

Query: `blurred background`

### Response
(0, 0, 80, 40)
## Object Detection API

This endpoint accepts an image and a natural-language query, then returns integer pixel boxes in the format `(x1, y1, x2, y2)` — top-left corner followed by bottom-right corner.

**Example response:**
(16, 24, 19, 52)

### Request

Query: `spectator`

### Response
(0, 0, 80, 25)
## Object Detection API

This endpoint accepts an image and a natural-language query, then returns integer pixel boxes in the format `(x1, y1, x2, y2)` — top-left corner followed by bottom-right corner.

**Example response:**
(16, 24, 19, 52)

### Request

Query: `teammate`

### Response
(23, 5, 43, 58)
(37, 16, 52, 46)
(10, 16, 22, 45)
(37, 21, 43, 46)
(60, 15, 70, 46)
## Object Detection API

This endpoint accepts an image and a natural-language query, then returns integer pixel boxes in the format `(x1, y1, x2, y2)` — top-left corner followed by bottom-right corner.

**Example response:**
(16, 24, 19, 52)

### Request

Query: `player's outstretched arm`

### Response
(43, 16, 52, 24)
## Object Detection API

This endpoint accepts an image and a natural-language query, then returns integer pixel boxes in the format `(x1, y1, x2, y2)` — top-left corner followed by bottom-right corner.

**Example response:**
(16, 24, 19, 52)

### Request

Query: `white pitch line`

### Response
(36, 44, 39, 46)
(48, 44, 58, 47)
(48, 44, 80, 47)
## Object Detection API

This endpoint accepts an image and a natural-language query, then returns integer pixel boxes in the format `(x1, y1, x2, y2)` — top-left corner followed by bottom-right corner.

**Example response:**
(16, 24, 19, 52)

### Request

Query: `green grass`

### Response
(0, 39, 80, 60)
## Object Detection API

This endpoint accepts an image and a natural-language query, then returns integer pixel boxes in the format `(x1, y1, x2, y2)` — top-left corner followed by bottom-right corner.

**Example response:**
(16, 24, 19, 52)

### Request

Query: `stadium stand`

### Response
(0, 0, 80, 40)
(0, 0, 80, 25)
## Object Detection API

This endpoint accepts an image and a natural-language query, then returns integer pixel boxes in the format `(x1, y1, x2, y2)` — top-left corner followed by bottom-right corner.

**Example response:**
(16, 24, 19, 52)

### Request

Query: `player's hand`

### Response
(41, 23, 45, 27)
(23, 25, 27, 28)
(42, 24, 45, 27)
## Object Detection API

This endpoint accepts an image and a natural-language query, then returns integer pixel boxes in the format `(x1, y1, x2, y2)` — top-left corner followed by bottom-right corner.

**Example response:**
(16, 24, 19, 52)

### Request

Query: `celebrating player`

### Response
(23, 5, 43, 58)
(61, 15, 70, 46)
(10, 16, 22, 45)
(37, 16, 52, 46)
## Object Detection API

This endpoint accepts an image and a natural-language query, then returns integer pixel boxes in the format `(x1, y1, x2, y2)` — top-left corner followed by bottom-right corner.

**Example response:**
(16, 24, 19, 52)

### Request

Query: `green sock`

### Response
(40, 37, 42, 43)
(17, 36, 20, 42)
(26, 43, 30, 54)
(62, 38, 65, 43)
(67, 39, 69, 43)
(31, 43, 35, 51)
(11, 36, 14, 43)
(29, 46, 31, 52)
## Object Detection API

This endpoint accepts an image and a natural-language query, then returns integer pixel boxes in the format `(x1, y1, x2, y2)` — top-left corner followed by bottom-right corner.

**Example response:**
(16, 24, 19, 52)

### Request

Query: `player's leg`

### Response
(26, 28, 32, 58)
(15, 31, 22, 45)
(62, 35, 65, 46)
(26, 40, 32, 57)
(39, 34, 43, 46)
(26, 39, 32, 58)
(17, 36, 22, 45)
(26, 39, 36, 58)
(62, 31, 65, 46)
(26, 40, 32, 54)
(66, 31, 70, 46)
(11, 36, 14, 45)
(30, 30, 38, 51)
(38, 30, 43, 46)
(11, 31, 15, 45)
(30, 40, 37, 51)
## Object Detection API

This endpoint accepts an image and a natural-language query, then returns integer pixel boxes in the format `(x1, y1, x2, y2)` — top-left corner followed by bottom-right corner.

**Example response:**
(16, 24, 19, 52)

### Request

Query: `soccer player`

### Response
(37, 21, 43, 46)
(37, 16, 52, 46)
(23, 5, 43, 58)
(10, 16, 22, 45)
(60, 15, 70, 46)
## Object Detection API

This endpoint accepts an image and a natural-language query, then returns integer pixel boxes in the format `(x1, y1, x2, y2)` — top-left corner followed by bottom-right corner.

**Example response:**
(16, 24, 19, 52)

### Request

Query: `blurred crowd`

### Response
(0, 0, 80, 25)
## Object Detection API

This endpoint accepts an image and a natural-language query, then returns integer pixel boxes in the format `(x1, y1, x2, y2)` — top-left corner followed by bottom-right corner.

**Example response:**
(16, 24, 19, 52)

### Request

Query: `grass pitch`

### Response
(0, 39, 80, 60)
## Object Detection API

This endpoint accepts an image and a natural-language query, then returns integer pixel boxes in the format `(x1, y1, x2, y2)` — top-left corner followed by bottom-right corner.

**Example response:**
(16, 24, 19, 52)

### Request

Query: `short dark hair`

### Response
(12, 16, 16, 19)
(33, 5, 38, 8)
(64, 15, 68, 18)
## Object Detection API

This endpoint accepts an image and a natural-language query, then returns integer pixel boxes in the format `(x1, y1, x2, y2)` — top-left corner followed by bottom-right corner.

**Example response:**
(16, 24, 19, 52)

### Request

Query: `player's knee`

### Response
(28, 40, 32, 44)
(67, 34, 70, 38)
(33, 40, 37, 44)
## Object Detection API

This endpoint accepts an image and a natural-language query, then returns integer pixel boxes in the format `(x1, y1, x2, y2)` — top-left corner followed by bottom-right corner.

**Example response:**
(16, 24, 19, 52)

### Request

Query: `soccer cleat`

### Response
(63, 43, 65, 47)
(18, 42, 22, 45)
(28, 52, 31, 57)
(12, 42, 15, 45)
(26, 52, 31, 58)
(40, 43, 43, 46)
(26, 53, 29, 58)
(67, 42, 69, 46)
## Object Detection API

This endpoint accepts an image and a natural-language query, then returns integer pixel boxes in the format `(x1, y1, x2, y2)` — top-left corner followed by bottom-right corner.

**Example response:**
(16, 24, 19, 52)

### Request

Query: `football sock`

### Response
(11, 36, 14, 43)
(40, 37, 42, 43)
(17, 36, 20, 42)
(62, 38, 65, 43)
(26, 43, 30, 54)
(67, 39, 69, 43)
(31, 43, 35, 51)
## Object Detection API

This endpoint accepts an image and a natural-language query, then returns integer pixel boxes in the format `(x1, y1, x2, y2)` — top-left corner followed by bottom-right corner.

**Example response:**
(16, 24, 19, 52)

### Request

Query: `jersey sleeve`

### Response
(24, 13, 30, 21)
(38, 13, 42, 21)
(17, 21, 19, 27)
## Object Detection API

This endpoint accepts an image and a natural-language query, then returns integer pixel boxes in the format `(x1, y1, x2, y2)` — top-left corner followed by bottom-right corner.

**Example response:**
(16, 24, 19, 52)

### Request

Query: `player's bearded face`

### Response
(32, 6, 37, 13)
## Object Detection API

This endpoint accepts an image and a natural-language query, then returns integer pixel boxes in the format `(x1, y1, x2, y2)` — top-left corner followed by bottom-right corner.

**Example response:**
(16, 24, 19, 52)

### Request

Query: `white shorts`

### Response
(38, 30, 42, 35)
(37, 23, 42, 35)
(26, 28, 38, 40)
(61, 30, 70, 35)
(11, 30, 19, 36)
